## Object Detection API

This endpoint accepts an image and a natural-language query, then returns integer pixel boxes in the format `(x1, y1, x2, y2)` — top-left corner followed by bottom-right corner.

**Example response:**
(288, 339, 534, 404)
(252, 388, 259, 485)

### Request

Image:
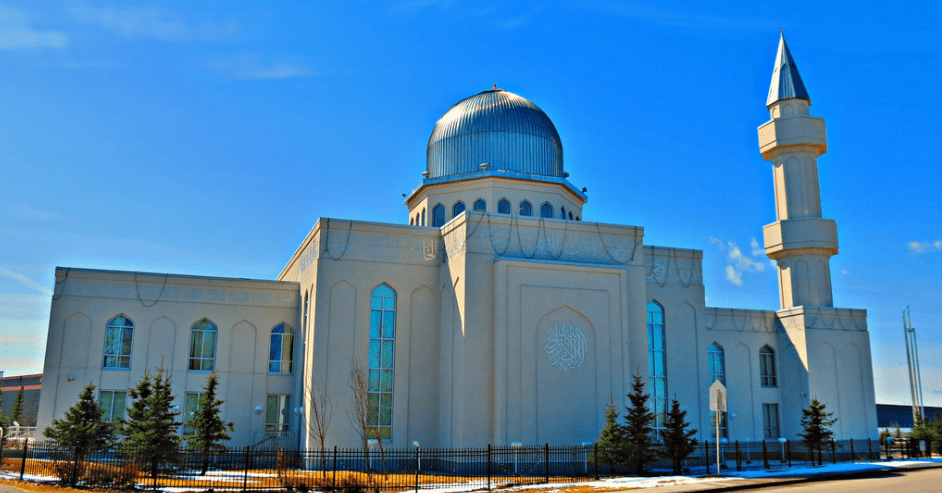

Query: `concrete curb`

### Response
(691, 461, 942, 492)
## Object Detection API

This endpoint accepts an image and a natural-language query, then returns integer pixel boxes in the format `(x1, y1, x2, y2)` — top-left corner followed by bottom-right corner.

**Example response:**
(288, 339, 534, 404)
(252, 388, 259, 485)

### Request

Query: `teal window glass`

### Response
(269, 323, 295, 373)
(647, 301, 667, 434)
(103, 315, 134, 369)
(188, 319, 217, 371)
(183, 392, 203, 435)
(368, 284, 395, 440)
(760, 346, 777, 387)
(266, 394, 290, 432)
(432, 204, 446, 226)
(98, 390, 127, 423)
(708, 342, 727, 437)
(519, 200, 533, 216)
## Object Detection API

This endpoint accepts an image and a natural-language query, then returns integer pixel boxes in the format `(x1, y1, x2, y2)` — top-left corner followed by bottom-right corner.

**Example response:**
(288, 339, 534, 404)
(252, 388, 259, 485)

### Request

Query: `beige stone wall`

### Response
(37, 268, 300, 447)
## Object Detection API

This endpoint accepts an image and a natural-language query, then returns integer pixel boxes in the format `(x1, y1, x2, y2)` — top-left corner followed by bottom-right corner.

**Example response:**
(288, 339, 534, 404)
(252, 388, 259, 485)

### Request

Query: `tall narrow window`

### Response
(183, 392, 204, 435)
(103, 315, 134, 369)
(497, 198, 511, 214)
(569, 211, 574, 220)
(763, 403, 780, 438)
(760, 345, 777, 387)
(303, 291, 309, 332)
(473, 199, 486, 212)
(369, 284, 396, 439)
(188, 319, 217, 371)
(647, 301, 666, 434)
(432, 203, 446, 226)
(453, 201, 466, 217)
(421, 208, 426, 226)
(98, 390, 127, 423)
(519, 200, 532, 216)
(540, 202, 553, 218)
(708, 342, 727, 438)
(269, 323, 295, 373)
(561, 206, 566, 219)
(266, 395, 291, 431)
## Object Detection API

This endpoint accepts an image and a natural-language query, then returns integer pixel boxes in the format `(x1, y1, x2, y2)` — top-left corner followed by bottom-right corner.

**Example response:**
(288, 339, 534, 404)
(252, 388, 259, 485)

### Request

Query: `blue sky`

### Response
(1, 1, 939, 407)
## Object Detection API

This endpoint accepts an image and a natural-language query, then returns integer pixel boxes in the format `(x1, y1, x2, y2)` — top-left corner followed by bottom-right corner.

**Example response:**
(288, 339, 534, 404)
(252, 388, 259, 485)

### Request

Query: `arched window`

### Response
(473, 199, 486, 212)
(409, 217, 414, 225)
(188, 319, 217, 371)
(708, 342, 727, 438)
(647, 301, 666, 434)
(760, 345, 777, 387)
(421, 208, 426, 226)
(269, 323, 295, 373)
(303, 291, 309, 332)
(497, 198, 511, 214)
(519, 200, 532, 216)
(103, 314, 134, 369)
(432, 203, 446, 227)
(369, 284, 396, 439)
(453, 201, 466, 217)
(540, 202, 553, 218)
(560, 206, 567, 219)
(568, 211, 573, 220)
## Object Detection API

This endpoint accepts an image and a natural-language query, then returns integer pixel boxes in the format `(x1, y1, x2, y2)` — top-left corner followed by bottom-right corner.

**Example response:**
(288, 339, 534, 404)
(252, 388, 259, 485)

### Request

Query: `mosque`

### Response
(36, 34, 878, 449)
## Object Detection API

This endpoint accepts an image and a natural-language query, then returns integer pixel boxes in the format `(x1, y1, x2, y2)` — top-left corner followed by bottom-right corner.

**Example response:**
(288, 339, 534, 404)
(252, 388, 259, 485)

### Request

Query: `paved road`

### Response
(746, 467, 942, 492)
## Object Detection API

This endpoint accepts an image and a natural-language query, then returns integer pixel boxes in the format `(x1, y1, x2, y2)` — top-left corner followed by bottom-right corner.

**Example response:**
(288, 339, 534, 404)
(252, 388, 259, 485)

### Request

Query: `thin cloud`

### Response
(209, 54, 312, 80)
(0, 6, 68, 49)
(908, 240, 942, 254)
(712, 237, 766, 286)
(67, 5, 238, 43)
(0, 267, 53, 296)
(750, 238, 764, 256)
(725, 265, 742, 286)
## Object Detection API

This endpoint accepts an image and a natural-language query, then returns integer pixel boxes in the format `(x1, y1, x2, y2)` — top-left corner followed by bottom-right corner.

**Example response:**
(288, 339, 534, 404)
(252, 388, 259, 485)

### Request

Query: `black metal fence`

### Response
(0, 438, 937, 491)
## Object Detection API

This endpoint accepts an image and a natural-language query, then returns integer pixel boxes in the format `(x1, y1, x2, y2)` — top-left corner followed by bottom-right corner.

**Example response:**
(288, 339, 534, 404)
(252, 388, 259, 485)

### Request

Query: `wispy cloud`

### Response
(0, 6, 68, 49)
(67, 5, 238, 43)
(0, 268, 53, 296)
(711, 236, 766, 286)
(209, 54, 312, 80)
(908, 240, 942, 254)
(582, 1, 776, 32)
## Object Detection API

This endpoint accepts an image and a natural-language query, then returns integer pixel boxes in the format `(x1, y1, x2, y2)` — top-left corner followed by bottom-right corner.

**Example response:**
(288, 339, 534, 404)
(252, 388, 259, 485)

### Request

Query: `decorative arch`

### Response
(497, 198, 511, 214)
(473, 198, 486, 212)
(432, 203, 446, 227)
(269, 322, 295, 373)
(188, 318, 218, 371)
(103, 314, 134, 369)
(540, 202, 553, 218)
(453, 200, 466, 217)
(368, 283, 397, 439)
(519, 200, 533, 216)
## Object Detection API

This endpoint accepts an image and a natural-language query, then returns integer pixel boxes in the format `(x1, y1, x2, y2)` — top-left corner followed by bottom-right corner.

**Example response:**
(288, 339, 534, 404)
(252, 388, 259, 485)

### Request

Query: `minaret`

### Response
(758, 33, 838, 309)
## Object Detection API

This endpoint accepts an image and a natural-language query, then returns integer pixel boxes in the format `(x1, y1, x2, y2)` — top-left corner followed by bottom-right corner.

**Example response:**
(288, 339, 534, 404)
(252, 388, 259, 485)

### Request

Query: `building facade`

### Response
(36, 34, 878, 449)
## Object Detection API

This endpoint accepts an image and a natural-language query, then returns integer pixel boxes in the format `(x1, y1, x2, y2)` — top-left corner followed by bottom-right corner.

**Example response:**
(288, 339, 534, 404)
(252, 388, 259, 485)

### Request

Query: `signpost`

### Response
(710, 380, 727, 474)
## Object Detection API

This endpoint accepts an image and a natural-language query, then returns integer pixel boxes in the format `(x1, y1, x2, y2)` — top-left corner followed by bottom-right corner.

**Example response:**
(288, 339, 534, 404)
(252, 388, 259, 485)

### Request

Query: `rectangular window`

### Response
(647, 302, 666, 434)
(183, 392, 203, 435)
(763, 403, 780, 439)
(188, 320, 217, 371)
(266, 394, 290, 432)
(98, 390, 127, 423)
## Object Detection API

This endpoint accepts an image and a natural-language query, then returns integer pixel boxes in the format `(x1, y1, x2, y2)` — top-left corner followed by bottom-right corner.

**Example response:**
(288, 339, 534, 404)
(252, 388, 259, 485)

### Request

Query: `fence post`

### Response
(867, 438, 872, 461)
(786, 439, 791, 468)
(332, 446, 338, 491)
(19, 439, 29, 481)
(544, 443, 550, 484)
(704, 440, 710, 475)
(735, 441, 741, 471)
(487, 444, 492, 490)
(415, 445, 420, 493)
(762, 440, 769, 469)
(242, 446, 250, 492)
(850, 439, 855, 463)
(594, 443, 599, 480)
(830, 440, 836, 464)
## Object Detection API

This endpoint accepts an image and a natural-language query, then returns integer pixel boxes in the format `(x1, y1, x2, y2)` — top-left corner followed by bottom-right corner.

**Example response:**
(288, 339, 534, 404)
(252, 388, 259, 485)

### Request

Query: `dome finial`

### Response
(493, 83, 498, 90)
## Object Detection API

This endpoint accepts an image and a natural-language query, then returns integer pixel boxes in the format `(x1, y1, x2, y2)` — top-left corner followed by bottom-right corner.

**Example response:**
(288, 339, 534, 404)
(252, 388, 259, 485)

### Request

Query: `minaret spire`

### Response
(758, 35, 838, 309)
(767, 32, 810, 106)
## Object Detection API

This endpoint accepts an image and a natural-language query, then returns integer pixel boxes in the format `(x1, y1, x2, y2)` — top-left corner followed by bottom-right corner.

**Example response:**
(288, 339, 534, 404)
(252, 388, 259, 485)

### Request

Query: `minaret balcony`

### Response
(758, 115, 827, 159)
(763, 217, 838, 259)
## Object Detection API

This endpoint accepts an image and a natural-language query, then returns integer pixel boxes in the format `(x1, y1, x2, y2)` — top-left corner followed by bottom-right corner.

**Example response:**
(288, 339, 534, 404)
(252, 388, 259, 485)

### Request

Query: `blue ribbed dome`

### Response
(427, 89, 563, 179)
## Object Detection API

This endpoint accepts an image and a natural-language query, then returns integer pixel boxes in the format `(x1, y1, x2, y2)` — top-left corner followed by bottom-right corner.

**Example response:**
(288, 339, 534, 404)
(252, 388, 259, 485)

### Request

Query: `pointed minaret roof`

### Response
(767, 32, 810, 106)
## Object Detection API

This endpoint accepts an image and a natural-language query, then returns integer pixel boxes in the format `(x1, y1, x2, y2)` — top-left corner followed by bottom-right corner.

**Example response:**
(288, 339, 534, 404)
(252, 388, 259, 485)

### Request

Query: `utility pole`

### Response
(903, 307, 925, 423)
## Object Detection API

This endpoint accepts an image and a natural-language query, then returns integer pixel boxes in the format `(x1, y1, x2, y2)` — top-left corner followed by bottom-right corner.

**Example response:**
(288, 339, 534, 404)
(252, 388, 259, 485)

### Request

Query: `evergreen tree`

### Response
(11, 386, 25, 424)
(798, 398, 836, 466)
(658, 398, 698, 474)
(0, 388, 7, 447)
(592, 400, 626, 471)
(121, 369, 182, 474)
(184, 373, 234, 474)
(43, 385, 115, 485)
(623, 373, 655, 476)
(911, 413, 933, 440)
